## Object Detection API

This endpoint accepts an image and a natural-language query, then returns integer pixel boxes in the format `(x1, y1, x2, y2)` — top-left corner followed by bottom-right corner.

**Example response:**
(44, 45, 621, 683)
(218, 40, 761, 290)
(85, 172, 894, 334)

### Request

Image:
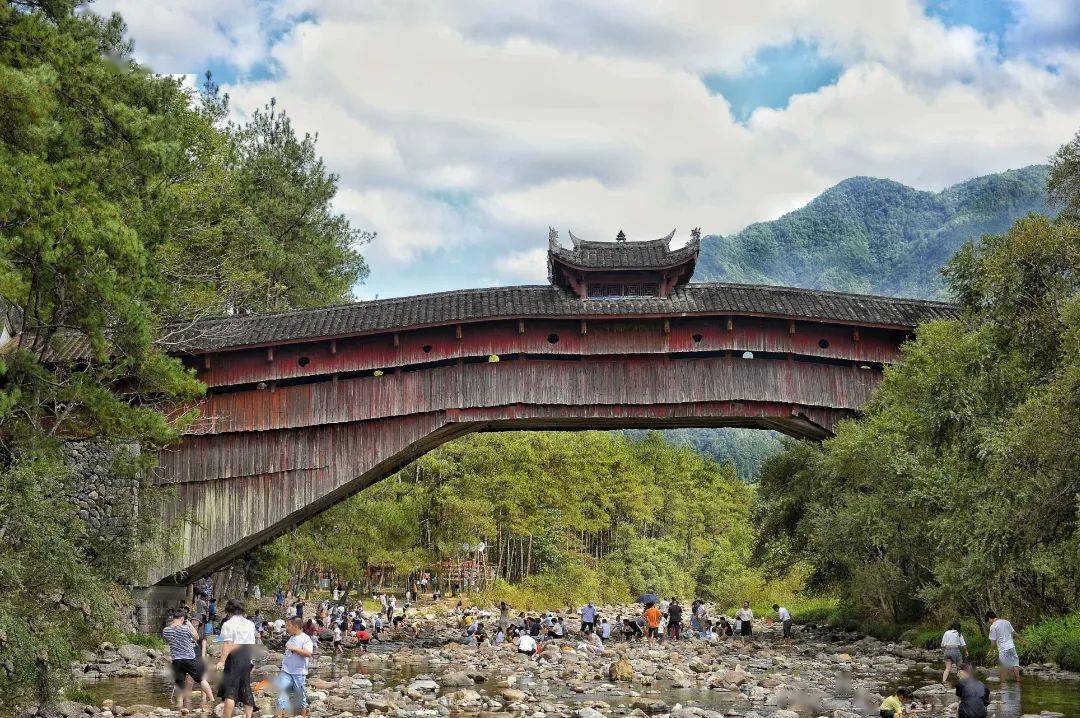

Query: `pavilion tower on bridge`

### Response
(547, 227, 700, 299)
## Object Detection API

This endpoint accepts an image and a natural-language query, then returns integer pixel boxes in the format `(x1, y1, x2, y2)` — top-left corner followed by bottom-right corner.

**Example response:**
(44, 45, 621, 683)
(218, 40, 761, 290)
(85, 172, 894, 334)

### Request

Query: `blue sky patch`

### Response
(703, 40, 842, 122)
(924, 0, 1014, 41)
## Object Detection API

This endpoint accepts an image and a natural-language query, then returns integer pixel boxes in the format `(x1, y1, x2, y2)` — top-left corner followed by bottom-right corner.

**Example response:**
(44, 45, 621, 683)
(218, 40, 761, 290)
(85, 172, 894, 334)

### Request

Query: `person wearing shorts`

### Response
(986, 611, 1023, 682)
(643, 603, 662, 642)
(162, 610, 214, 708)
(940, 622, 968, 682)
(217, 599, 257, 718)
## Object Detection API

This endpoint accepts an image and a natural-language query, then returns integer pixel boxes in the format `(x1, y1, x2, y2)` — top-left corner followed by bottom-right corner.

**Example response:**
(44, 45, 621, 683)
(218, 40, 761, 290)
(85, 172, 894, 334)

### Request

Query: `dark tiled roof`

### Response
(551, 235, 699, 270)
(164, 283, 958, 353)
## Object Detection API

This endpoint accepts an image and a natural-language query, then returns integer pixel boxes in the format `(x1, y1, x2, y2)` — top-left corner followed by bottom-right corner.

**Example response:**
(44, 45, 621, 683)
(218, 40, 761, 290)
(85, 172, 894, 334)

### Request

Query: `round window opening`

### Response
(547, 333, 559, 344)
(818, 339, 830, 349)
(692, 333, 703, 343)
(298, 356, 311, 367)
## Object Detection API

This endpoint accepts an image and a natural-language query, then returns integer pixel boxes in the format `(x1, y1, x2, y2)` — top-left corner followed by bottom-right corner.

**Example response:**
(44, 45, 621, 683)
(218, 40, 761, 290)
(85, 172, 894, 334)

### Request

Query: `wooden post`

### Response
(580, 320, 587, 336)
(455, 324, 463, 341)
(517, 319, 525, 334)
(662, 319, 671, 335)
(266, 348, 274, 363)
(330, 339, 337, 355)
(726, 317, 733, 332)
(788, 320, 796, 335)
(203, 355, 211, 369)
(393, 332, 400, 348)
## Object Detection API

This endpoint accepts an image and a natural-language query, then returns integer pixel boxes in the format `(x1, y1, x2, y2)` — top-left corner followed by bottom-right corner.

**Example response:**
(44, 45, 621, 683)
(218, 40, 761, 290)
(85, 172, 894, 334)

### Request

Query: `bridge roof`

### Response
(550, 233, 699, 270)
(166, 283, 957, 354)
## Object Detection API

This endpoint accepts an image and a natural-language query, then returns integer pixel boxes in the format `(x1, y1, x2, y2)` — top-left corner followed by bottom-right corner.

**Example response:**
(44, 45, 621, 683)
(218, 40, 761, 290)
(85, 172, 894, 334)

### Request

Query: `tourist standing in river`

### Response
(955, 663, 990, 718)
(276, 617, 314, 718)
(579, 602, 597, 632)
(737, 602, 754, 637)
(666, 599, 683, 640)
(986, 611, 1024, 681)
(940, 622, 968, 682)
(773, 604, 792, 641)
(162, 610, 214, 708)
(217, 599, 257, 718)
(643, 602, 662, 643)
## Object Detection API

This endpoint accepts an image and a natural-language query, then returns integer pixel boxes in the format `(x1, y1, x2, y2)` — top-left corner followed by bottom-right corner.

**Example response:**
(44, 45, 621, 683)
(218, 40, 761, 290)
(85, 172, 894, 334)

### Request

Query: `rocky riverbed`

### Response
(61, 606, 1078, 718)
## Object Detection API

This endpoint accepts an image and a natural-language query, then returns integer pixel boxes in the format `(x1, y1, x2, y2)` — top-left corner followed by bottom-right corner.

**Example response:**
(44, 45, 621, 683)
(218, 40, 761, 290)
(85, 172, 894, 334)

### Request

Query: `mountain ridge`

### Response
(696, 164, 1050, 300)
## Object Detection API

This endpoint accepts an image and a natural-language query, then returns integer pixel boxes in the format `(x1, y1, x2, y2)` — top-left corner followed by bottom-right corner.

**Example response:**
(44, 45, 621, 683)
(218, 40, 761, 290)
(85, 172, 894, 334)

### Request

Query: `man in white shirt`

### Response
(986, 611, 1024, 681)
(772, 604, 793, 641)
(579, 603, 597, 632)
(517, 632, 537, 656)
(216, 599, 257, 718)
(599, 618, 611, 640)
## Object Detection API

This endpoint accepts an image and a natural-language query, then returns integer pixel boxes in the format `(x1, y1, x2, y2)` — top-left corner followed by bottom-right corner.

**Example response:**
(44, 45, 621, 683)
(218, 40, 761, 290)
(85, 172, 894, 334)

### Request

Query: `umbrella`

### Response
(636, 593, 659, 605)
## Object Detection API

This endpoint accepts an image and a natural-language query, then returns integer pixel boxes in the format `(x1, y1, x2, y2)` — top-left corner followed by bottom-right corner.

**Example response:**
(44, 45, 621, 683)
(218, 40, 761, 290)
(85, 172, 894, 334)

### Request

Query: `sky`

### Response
(94, 0, 1080, 299)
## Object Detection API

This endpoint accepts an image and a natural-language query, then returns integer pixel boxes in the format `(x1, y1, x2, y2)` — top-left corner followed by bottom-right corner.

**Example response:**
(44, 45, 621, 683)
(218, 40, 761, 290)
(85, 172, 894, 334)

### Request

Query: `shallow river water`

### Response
(82, 647, 1079, 718)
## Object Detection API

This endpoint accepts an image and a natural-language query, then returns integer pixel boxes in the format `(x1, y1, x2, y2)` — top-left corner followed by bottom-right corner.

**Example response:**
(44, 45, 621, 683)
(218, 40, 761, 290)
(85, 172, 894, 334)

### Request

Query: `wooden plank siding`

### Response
(148, 304, 922, 586)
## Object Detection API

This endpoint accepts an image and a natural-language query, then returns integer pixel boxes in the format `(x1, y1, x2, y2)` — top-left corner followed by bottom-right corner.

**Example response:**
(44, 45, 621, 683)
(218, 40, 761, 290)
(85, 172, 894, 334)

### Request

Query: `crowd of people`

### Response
(160, 583, 1019, 718)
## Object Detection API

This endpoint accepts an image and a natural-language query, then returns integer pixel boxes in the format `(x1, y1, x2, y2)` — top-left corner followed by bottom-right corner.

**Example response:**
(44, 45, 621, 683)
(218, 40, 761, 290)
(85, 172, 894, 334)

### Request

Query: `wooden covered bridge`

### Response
(138, 228, 955, 608)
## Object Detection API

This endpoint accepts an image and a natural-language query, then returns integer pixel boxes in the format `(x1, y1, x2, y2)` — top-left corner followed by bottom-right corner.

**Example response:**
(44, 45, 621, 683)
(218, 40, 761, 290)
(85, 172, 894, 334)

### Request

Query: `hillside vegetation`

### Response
(697, 165, 1050, 299)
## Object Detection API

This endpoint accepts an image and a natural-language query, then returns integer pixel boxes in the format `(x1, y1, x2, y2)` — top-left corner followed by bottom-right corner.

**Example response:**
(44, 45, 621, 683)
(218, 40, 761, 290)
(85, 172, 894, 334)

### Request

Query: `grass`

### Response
(63, 688, 95, 705)
(1020, 613, 1080, 671)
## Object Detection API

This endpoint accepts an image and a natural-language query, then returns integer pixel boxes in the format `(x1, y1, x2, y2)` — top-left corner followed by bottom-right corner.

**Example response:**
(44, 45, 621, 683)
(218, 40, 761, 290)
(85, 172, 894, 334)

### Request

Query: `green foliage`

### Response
(251, 431, 770, 606)
(1020, 614, 1080, 671)
(697, 166, 1051, 299)
(0, 2, 369, 709)
(1049, 129, 1080, 221)
(626, 428, 782, 482)
(752, 157, 1079, 630)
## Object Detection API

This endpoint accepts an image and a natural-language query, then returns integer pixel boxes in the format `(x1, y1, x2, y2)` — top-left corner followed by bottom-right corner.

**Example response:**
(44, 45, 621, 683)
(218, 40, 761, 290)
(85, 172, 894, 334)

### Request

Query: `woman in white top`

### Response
(941, 622, 968, 682)
(737, 602, 754, 637)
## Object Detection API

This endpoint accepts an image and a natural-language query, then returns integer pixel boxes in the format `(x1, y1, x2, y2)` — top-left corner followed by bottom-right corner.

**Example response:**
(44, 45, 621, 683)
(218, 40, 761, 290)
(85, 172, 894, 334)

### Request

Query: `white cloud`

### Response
(99, 1, 1080, 296)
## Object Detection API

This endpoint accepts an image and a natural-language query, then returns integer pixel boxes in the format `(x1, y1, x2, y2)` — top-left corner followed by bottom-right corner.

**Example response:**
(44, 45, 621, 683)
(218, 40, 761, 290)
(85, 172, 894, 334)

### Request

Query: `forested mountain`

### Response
(669, 165, 1051, 474)
(696, 165, 1051, 299)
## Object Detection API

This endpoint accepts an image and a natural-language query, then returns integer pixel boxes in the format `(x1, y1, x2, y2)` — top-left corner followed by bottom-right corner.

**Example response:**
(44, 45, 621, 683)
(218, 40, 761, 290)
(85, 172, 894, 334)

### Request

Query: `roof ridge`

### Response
(681, 282, 956, 307)
(186, 285, 557, 327)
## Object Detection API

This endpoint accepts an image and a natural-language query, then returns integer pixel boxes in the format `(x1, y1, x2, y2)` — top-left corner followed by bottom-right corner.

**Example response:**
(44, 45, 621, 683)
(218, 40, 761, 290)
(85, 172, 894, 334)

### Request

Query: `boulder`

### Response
(630, 698, 668, 715)
(498, 688, 527, 702)
(607, 657, 634, 682)
(116, 645, 148, 663)
(441, 671, 473, 686)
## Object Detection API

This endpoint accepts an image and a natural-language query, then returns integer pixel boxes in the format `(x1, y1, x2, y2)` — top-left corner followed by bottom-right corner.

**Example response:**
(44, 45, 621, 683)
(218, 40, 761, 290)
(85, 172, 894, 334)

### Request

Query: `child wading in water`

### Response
(276, 617, 315, 718)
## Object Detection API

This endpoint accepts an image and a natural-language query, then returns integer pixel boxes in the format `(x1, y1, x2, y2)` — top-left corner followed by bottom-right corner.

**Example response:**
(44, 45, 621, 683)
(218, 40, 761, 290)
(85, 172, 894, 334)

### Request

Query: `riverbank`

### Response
(58, 602, 1078, 718)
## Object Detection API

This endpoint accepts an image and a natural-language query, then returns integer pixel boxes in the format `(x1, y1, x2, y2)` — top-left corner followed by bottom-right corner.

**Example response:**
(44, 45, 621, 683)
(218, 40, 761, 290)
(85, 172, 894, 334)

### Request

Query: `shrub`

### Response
(1021, 614, 1080, 671)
